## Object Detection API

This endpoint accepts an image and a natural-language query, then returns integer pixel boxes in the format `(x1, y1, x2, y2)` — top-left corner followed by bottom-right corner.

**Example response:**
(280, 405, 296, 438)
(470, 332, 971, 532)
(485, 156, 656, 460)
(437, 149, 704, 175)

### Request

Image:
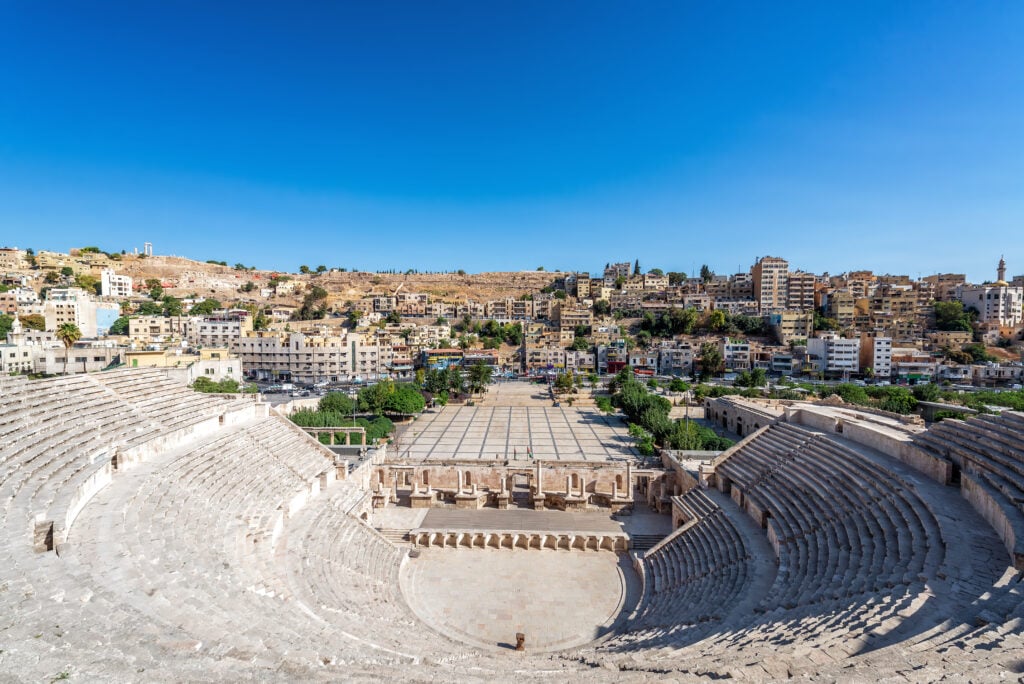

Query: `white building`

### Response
(956, 257, 1023, 327)
(232, 330, 380, 383)
(100, 268, 134, 298)
(807, 332, 860, 377)
(185, 313, 253, 348)
(43, 288, 121, 338)
(859, 334, 893, 378)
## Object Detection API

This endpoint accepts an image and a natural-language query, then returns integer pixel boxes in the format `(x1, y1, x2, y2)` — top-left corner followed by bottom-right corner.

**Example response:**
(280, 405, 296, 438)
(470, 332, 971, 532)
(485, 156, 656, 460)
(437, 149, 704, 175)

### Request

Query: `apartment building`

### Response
(185, 312, 253, 348)
(786, 271, 816, 311)
(564, 349, 596, 374)
(43, 287, 121, 338)
(233, 330, 380, 383)
(859, 333, 893, 378)
(657, 343, 694, 376)
(604, 262, 632, 279)
(751, 256, 789, 314)
(807, 332, 860, 377)
(0, 287, 40, 315)
(129, 315, 188, 344)
(767, 311, 814, 344)
(100, 268, 133, 298)
(718, 339, 752, 371)
(0, 248, 25, 271)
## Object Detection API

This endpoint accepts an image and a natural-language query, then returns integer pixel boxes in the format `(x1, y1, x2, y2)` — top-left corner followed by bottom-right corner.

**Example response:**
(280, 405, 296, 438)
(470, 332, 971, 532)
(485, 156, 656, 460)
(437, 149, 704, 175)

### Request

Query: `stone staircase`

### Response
(377, 528, 412, 545)
(629, 534, 664, 552)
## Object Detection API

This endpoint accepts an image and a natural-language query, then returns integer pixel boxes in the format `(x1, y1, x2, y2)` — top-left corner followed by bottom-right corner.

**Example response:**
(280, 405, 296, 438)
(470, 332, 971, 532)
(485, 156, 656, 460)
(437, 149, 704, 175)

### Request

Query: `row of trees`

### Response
(421, 362, 494, 403)
(608, 367, 733, 453)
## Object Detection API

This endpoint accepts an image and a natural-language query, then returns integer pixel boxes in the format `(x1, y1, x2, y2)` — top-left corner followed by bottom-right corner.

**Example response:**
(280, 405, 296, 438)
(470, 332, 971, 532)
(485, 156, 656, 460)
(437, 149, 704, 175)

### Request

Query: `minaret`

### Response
(997, 256, 1007, 285)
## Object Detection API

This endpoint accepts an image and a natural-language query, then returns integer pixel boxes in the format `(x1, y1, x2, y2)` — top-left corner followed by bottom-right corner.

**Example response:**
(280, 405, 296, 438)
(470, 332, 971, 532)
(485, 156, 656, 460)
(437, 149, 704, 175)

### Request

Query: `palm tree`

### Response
(56, 323, 82, 375)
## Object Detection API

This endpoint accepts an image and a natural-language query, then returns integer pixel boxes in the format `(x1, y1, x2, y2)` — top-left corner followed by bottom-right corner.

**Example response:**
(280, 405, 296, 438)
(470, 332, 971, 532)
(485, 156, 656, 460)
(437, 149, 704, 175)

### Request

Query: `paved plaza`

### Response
(401, 549, 638, 652)
(395, 405, 640, 462)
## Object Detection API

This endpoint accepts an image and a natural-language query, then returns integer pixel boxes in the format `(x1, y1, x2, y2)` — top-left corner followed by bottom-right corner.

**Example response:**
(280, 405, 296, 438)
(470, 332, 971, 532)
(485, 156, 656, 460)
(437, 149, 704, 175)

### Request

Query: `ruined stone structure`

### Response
(1, 372, 1022, 681)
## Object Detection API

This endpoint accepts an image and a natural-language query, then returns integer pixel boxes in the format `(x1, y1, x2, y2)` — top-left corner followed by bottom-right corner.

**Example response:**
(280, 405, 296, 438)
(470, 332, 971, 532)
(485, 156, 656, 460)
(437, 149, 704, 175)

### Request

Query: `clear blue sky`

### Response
(1, 2, 1022, 281)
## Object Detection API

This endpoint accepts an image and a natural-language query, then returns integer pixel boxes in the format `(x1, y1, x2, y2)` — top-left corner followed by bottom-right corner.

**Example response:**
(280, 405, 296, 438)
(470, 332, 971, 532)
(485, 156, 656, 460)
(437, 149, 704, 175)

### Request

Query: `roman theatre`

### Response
(2, 368, 1023, 681)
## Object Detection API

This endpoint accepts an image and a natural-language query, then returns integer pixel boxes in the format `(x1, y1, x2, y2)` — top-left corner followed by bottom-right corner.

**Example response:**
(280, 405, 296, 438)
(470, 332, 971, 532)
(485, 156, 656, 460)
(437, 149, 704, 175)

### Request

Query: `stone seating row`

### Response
(912, 412, 1024, 566)
(714, 424, 943, 630)
(64, 421, 430, 669)
(91, 368, 248, 432)
(284, 484, 457, 659)
(634, 489, 752, 631)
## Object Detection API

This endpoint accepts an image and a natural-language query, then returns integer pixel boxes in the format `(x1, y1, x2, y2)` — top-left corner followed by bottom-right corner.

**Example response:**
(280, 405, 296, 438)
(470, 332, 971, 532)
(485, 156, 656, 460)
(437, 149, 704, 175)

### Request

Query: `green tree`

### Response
(877, 387, 918, 414)
(319, 392, 356, 415)
(162, 296, 183, 317)
(44, 271, 61, 284)
(385, 384, 426, 414)
(294, 286, 328, 321)
(698, 342, 723, 381)
(240, 281, 256, 293)
(707, 310, 728, 331)
(60, 266, 74, 277)
(700, 264, 713, 283)
(108, 316, 130, 336)
(570, 336, 590, 351)
(648, 268, 664, 276)
(190, 298, 221, 315)
(634, 259, 641, 276)
(934, 301, 974, 332)
(667, 271, 687, 286)
(346, 309, 364, 327)
(669, 377, 689, 393)
(299, 265, 311, 274)
(447, 366, 465, 395)
(467, 361, 494, 394)
(593, 299, 611, 316)
(0, 314, 13, 340)
(315, 265, 327, 273)
(56, 322, 82, 375)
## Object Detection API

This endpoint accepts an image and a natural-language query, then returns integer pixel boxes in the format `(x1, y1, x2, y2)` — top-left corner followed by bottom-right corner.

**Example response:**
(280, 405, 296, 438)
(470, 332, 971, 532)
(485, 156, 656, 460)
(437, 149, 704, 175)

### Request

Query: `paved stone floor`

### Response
(394, 405, 640, 462)
(401, 549, 638, 652)
(419, 508, 625, 533)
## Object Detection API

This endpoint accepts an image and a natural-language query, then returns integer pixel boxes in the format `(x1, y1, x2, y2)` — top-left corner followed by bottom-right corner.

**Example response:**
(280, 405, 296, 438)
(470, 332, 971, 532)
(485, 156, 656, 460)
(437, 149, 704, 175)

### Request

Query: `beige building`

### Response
(233, 330, 380, 383)
(751, 256, 789, 314)
(129, 315, 187, 344)
(768, 311, 814, 344)
(786, 271, 816, 312)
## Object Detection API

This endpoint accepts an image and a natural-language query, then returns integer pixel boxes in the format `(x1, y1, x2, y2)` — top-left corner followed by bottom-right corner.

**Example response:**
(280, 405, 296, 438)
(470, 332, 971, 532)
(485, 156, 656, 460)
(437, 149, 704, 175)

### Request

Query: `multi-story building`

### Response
(786, 271, 816, 311)
(43, 287, 121, 338)
(956, 257, 1023, 327)
(596, 340, 629, 374)
(234, 330, 380, 383)
(656, 344, 694, 377)
(185, 312, 253, 348)
(604, 262, 632, 279)
(100, 268, 133, 298)
(921, 273, 966, 302)
(525, 345, 565, 372)
(806, 332, 860, 377)
(718, 338, 752, 371)
(824, 290, 856, 329)
(564, 349, 596, 374)
(858, 333, 893, 378)
(767, 311, 814, 344)
(129, 315, 188, 345)
(751, 256, 789, 314)
(0, 248, 25, 271)
(0, 287, 40, 315)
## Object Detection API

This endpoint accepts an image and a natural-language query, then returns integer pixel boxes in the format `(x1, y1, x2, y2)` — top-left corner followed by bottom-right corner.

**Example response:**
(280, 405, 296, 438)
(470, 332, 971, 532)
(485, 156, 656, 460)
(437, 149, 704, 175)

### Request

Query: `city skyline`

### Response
(2, 3, 1022, 280)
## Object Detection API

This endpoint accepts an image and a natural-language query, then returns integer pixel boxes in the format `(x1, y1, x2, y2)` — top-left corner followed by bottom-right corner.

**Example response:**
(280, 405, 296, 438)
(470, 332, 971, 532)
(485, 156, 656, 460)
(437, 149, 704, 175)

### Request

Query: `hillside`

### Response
(114, 254, 566, 304)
